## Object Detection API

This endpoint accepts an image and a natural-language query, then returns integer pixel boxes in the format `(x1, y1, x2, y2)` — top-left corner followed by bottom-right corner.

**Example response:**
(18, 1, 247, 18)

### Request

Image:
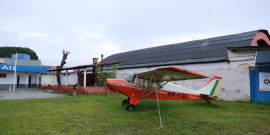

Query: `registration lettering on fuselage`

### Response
(168, 92, 188, 99)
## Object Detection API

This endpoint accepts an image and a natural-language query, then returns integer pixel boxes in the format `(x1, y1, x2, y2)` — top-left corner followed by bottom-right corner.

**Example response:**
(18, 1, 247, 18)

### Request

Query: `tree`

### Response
(0, 47, 39, 60)
(56, 50, 70, 86)
(95, 64, 117, 97)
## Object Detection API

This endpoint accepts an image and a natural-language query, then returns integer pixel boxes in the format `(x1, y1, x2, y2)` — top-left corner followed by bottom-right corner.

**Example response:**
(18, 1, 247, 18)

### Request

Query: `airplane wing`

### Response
(136, 66, 212, 82)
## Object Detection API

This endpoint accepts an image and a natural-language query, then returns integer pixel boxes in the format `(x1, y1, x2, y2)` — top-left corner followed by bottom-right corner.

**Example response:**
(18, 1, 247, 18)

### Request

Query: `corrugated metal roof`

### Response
(104, 29, 269, 69)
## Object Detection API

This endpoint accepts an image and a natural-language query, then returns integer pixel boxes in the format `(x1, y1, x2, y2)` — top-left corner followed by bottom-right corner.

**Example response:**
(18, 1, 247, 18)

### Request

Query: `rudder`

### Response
(198, 76, 222, 96)
(210, 76, 222, 96)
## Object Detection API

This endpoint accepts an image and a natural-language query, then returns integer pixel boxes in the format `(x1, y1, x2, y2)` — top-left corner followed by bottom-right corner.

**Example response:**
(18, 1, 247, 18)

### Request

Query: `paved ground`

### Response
(0, 89, 69, 100)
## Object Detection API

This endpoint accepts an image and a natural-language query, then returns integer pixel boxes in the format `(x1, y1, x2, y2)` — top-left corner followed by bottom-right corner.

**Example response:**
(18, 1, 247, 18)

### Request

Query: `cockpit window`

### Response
(123, 74, 136, 83)
(134, 77, 162, 89)
(124, 74, 163, 89)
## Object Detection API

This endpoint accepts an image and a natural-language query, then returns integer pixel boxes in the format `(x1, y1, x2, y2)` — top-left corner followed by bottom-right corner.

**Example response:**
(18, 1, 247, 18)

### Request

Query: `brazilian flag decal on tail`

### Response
(210, 80, 221, 96)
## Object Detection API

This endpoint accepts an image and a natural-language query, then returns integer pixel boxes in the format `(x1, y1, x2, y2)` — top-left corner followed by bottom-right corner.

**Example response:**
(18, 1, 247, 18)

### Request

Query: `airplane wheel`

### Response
(122, 99, 128, 105)
(126, 104, 135, 111)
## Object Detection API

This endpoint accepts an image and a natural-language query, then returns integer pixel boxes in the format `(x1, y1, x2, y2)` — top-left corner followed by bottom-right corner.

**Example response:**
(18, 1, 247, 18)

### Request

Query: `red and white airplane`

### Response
(106, 66, 222, 111)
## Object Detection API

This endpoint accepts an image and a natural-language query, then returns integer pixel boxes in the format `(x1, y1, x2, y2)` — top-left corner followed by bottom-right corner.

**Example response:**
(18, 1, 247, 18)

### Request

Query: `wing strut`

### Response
(142, 80, 169, 99)
(160, 81, 170, 88)
(140, 75, 153, 99)
(154, 76, 163, 129)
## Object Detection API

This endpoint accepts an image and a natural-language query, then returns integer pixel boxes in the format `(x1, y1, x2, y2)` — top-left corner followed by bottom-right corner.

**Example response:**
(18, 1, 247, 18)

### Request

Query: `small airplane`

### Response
(106, 66, 222, 111)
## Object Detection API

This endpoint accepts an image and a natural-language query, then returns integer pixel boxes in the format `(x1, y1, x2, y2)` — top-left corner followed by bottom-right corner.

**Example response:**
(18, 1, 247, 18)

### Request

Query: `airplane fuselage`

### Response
(106, 79, 215, 102)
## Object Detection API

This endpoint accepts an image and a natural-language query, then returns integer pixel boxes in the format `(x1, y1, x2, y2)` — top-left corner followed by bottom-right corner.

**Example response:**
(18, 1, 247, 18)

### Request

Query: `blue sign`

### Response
(0, 64, 51, 73)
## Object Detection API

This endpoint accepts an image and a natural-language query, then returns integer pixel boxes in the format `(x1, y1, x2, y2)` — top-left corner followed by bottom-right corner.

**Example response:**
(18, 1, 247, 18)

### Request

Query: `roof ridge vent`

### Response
(201, 42, 209, 46)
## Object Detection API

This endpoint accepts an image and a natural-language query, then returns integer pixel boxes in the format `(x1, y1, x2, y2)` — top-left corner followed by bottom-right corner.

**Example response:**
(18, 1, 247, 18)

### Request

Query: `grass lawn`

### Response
(1, 93, 270, 134)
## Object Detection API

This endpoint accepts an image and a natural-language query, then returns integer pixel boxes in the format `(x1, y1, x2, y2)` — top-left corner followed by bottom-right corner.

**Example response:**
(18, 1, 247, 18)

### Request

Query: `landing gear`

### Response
(123, 97, 135, 111)
(206, 100, 211, 104)
(122, 99, 128, 105)
(126, 104, 135, 111)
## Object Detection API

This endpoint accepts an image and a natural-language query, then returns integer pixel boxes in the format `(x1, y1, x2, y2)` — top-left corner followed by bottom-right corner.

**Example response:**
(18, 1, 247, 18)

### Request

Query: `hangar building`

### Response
(103, 29, 270, 102)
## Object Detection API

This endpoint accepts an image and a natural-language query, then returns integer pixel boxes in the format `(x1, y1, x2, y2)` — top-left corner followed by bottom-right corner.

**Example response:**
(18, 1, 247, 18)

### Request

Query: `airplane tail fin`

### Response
(197, 76, 222, 96)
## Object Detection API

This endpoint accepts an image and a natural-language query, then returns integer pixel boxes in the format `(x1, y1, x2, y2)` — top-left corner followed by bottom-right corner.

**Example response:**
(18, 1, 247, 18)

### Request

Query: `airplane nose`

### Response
(106, 79, 118, 92)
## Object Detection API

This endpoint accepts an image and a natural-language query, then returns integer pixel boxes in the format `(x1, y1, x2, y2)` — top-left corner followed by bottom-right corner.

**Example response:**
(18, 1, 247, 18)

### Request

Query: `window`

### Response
(125, 74, 163, 89)
(134, 77, 162, 88)
(0, 73, 6, 78)
(123, 74, 136, 83)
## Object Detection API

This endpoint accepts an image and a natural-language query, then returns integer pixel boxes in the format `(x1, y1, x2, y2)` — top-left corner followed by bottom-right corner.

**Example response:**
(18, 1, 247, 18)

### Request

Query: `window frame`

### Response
(0, 73, 7, 78)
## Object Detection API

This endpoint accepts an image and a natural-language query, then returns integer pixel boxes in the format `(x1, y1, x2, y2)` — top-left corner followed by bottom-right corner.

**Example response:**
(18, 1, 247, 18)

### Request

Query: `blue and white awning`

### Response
(0, 64, 51, 73)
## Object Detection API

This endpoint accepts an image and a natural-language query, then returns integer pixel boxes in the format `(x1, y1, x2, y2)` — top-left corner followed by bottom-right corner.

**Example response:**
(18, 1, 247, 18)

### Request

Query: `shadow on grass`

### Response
(185, 101, 224, 108)
(129, 100, 226, 113)
(252, 101, 270, 107)
(84, 93, 226, 114)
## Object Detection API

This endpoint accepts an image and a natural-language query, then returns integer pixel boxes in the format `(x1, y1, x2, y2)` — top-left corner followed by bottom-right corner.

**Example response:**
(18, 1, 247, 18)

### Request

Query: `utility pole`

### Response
(13, 53, 17, 92)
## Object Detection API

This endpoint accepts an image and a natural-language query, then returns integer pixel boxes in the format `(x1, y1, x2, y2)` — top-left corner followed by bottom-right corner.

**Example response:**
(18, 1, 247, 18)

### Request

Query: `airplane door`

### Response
(17, 75, 20, 88)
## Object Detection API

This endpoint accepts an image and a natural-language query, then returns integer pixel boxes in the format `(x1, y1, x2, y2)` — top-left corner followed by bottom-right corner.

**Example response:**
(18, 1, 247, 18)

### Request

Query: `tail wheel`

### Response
(122, 99, 128, 105)
(126, 104, 135, 111)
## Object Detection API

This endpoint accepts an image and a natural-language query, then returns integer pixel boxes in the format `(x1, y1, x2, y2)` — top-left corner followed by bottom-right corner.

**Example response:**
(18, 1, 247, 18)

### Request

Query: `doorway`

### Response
(17, 75, 20, 88)
(28, 76, 32, 88)
(39, 77, 41, 89)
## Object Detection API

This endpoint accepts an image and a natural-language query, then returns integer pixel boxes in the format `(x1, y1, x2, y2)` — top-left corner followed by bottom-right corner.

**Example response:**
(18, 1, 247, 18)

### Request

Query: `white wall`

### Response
(41, 74, 56, 86)
(0, 71, 41, 86)
(41, 74, 78, 86)
(172, 68, 250, 101)
(61, 74, 78, 85)
(0, 71, 14, 84)
(117, 62, 234, 76)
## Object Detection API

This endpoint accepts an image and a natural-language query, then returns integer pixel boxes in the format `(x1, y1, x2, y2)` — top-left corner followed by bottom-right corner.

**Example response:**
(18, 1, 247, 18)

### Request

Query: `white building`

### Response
(0, 53, 50, 90)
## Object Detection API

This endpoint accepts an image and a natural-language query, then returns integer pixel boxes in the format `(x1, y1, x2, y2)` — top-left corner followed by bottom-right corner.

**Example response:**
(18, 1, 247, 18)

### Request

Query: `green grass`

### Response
(1, 93, 270, 134)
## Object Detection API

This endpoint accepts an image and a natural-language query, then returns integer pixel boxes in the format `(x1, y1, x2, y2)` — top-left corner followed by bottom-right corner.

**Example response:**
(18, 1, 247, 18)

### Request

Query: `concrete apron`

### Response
(0, 88, 68, 100)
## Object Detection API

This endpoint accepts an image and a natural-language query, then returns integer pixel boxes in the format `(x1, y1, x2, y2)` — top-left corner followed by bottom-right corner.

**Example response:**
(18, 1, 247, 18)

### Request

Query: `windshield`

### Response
(123, 74, 136, 83)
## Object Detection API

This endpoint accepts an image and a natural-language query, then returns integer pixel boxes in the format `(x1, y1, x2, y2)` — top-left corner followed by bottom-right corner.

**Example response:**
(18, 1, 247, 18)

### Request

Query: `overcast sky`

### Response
(1, 0, 270, 67)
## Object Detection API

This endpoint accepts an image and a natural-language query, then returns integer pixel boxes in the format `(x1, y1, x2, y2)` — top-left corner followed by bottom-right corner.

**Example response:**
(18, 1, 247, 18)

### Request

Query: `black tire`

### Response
(122, 99, 128, 105)
(126, 104, 135, 111)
